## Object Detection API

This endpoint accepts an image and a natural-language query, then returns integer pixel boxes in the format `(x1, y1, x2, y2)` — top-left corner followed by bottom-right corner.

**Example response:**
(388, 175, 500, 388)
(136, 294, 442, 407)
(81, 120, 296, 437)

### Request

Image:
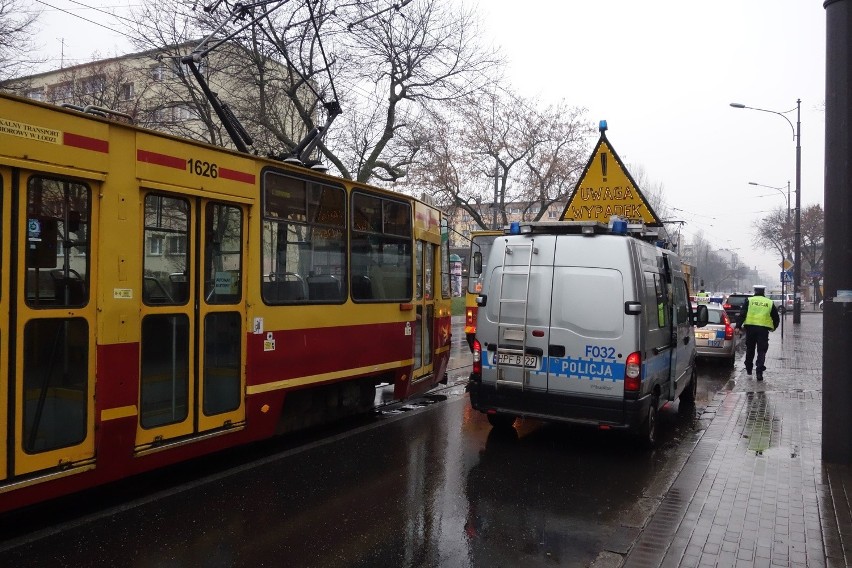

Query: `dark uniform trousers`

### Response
(744, 326, 770, 373)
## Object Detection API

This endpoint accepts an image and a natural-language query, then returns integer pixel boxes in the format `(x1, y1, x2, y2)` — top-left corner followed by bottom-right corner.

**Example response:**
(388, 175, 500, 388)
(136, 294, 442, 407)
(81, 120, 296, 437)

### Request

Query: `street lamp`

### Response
(730, 100, 802, 323)
(749, 181, 791, 338)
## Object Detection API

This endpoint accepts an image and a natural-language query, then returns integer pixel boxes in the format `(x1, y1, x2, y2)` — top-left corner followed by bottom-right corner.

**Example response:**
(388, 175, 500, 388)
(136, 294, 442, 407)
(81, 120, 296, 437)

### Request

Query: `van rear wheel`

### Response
(639, 396, 658, 449)
(487, 413, 516, 429)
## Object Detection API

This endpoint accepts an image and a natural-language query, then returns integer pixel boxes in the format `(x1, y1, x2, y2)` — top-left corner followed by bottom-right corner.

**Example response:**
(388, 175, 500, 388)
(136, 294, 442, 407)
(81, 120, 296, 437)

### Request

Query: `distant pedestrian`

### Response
(736, 284, 780, 380)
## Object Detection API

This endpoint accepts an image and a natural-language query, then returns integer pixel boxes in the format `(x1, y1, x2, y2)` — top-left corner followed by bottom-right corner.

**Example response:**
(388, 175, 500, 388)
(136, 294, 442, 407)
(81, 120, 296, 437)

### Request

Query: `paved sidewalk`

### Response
(622, 313, 852, 567)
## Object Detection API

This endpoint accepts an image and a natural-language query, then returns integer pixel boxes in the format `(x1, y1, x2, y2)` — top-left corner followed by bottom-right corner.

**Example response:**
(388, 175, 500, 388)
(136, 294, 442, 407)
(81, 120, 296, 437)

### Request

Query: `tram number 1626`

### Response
(187, 158, 218, 178)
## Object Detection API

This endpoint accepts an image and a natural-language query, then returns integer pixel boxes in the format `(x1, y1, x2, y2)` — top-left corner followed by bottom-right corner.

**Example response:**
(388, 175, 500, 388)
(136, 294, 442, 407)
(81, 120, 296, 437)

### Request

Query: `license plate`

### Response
(495, 351, 539, 368)
(707, 340, 722, 348)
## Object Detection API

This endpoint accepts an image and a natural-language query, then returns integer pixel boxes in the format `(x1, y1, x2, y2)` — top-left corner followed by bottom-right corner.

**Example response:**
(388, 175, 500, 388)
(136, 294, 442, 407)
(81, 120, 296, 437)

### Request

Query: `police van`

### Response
(468, 220, 708, 447)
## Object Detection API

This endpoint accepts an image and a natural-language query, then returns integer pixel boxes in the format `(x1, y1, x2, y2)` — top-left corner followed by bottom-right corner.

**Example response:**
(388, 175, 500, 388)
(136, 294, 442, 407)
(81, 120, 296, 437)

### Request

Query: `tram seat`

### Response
(25, 269, 56, 305)
(169, 273, 189, 304)
(307, 274, 341, 301)
(263, 276, 308, 302)
(351, 275, 372, 299)
(48, 268, 87, 306)
(143, 276, 175, 304)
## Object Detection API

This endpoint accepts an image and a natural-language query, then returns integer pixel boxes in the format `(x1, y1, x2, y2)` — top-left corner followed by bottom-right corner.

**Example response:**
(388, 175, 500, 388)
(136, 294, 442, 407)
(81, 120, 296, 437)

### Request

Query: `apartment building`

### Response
(0, 42, 306, 152)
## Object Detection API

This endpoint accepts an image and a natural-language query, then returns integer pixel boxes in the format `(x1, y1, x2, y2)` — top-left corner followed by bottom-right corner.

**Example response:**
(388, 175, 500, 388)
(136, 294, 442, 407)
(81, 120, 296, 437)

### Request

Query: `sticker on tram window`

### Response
(187, 158, 218, 178)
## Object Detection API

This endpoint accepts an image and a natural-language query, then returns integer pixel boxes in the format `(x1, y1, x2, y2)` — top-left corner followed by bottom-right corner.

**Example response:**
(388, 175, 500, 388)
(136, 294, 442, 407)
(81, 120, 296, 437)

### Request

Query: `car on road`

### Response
(693, 303, 738, 366)
(768, 292, 794, 314)
(722, 293, 751, 322)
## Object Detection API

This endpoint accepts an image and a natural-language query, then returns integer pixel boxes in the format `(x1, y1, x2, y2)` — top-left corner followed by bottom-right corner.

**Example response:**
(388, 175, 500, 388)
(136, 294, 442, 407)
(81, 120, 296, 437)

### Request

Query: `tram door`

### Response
(412, 239, 436, 383)
(137, 193, 246, 447)
(11, 173, 97, 476)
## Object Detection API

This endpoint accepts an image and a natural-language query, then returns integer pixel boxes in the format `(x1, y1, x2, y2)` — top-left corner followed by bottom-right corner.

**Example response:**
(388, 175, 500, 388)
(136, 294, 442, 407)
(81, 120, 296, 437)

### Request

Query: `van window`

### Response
(673, 277, 689, 324)
(552, 267, 623, 338)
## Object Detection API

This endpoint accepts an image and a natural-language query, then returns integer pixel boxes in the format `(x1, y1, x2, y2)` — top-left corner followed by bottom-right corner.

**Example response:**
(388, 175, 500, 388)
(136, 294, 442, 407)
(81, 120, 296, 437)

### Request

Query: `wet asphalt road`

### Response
(0, 319, 744, 567)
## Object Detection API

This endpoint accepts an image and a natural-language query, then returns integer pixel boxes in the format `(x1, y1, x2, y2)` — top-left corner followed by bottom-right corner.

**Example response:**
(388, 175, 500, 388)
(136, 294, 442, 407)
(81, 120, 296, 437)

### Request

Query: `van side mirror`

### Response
(693, 304, 709, 328)
(472, 251, 482, 275)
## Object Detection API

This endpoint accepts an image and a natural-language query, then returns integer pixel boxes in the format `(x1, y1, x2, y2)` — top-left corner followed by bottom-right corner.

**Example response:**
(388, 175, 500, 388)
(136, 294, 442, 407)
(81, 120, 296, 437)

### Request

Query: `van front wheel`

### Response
(680, 369, 697, 405)
(487, 413, 516, 429)
(639, 397, 658, 449)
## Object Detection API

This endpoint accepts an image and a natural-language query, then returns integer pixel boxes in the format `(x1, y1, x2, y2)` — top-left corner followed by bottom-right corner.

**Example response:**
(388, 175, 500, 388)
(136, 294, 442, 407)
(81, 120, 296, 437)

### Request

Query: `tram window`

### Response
(262, 170, 346, 304)
(203, 312, 241, 415)
(204, 203, 242, 305)
(424, 243, 434, 300)
(415, 241, 423, 301)
(350, 192, 412, 302)
(23, 318, 88, 453)
(143, 194, 189, 306)
(140, 314, 189, 428)
(25, 176, 90, 308)
(441, 221, 451, 299)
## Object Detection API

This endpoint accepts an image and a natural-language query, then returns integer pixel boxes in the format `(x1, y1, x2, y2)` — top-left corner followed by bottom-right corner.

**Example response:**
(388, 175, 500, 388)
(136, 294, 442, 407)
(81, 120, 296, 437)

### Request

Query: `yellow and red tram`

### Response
(0, 93, 451, 513)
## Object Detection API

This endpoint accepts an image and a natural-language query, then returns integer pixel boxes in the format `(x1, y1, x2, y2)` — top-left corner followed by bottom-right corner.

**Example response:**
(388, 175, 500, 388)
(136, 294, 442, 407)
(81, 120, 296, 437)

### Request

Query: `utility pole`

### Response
(822, 0, 852, 463)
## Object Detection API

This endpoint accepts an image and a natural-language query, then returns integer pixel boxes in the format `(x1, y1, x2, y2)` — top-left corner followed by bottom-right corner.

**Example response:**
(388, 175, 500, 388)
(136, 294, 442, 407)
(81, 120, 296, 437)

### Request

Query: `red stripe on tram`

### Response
(63, 132, 109, 153)
(219, 167, 255, 184)
(137, 149, 185, 170)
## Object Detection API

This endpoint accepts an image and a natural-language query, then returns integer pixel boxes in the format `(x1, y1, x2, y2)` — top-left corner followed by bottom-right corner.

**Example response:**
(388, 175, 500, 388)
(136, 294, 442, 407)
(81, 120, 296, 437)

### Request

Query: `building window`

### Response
(121, 82, 134, 101)
(166, 235, 187, 255)
(49, 82, 73, 103)
(151, 65, 167, 82)
(148, 235, 164, 255)
(149, 107, 169, 122)
(81, 75, 105, 96)
(173, 104, 193, 120)
(26, 88, 44, 101)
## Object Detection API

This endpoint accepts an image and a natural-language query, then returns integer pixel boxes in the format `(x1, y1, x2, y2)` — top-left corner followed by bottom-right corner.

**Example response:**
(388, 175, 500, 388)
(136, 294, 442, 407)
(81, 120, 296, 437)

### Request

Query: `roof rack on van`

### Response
(504, 220, 668, 246)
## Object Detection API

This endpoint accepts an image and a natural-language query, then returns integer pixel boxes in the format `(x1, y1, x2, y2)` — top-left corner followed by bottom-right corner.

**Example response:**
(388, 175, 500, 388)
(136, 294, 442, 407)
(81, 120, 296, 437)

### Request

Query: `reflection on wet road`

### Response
(0, 321, 745, 567)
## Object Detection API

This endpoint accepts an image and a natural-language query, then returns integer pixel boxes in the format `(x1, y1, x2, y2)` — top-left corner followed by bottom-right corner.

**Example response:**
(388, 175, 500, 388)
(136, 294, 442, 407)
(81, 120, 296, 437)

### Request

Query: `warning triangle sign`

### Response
(561, 126, 662, 226)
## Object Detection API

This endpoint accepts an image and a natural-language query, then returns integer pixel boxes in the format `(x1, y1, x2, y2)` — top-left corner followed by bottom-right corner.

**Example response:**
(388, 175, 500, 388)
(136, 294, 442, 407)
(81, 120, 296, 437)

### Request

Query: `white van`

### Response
(469, 221, 708, 447)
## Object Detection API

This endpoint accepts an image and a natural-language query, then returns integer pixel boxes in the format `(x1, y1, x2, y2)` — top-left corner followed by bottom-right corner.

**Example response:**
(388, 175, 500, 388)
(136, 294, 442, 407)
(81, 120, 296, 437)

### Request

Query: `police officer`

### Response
(736, 284, 780, 381)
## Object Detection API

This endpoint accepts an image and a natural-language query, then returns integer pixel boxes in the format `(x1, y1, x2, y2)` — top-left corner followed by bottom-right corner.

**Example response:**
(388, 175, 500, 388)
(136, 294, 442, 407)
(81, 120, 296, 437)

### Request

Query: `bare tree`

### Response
(753, 205, 794, 271)
(626, 163, 672, 223)
(799, 204, 825, 300)
(754, 203, 824, 299)
(0, 0, 42, 82)
(118, 0, 500, 184)
(405, 88, 593, 230)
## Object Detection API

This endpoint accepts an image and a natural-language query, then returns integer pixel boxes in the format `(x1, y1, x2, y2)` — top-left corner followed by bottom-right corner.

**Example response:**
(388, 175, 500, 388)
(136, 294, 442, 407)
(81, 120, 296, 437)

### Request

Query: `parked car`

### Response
(768, 292, 794, 314)
(693, 303, 738, 366)
(722, 293, 751, 322)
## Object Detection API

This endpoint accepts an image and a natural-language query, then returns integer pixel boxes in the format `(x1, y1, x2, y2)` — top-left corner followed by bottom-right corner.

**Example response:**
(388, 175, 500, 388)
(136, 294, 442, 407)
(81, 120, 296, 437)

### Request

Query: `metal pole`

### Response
(493, 158, 498, 230)
(793, 99, 802, 323)
(781, 179, 790, 338)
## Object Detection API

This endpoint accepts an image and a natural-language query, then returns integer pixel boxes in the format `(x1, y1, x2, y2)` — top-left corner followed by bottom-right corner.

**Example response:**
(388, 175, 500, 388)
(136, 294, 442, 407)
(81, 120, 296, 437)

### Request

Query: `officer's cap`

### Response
(753, 284, 766, 292)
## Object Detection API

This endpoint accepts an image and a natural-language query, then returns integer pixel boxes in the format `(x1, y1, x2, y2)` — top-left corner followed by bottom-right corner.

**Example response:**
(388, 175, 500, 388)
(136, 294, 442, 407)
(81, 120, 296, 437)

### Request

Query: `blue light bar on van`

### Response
(510, 222, 520, 234)
(610, 218, 628, 234)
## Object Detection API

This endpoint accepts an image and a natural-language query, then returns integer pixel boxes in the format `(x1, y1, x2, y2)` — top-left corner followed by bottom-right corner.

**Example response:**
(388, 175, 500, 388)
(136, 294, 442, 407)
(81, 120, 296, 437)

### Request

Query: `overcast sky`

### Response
(29, 0, 827, 286)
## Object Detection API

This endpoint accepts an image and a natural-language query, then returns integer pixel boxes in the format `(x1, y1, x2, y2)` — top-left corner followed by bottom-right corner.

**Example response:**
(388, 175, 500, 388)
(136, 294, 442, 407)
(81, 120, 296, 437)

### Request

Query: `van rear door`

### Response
(545, 235, 633, 399)
(481, 235, 555, 391)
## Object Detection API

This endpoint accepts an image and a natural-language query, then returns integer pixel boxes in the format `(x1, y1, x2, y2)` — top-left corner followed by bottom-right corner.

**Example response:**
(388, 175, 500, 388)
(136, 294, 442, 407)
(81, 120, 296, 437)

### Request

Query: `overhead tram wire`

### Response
(34, 0, 128, 36)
